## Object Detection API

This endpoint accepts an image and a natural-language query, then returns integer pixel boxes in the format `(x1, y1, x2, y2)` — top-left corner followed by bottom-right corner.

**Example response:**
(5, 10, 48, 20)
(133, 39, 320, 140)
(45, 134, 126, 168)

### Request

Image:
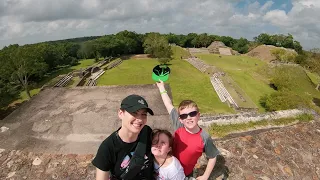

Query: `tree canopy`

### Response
(254, 33, 303, 54)
(0, 30, 309, 109)
(143, 33, 173, 62)
(1, 44, 47, 99)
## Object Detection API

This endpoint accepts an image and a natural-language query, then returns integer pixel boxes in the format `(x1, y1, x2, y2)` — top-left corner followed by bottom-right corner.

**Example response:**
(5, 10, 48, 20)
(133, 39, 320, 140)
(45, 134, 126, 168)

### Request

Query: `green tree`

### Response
(270, 66, 302, 91)
(166, 33, 179, 44)
(2, 45, 47, 99)
(65, 43, 81, 58)
(0, 48, 19, 108)
(143, 33, 173, 63)
(254, 33, 273, 45)
(271, 49, 297, 63)
(77, 42, 92, 59)
(294, 53, 308, 65)
(0, 79, 19, 108)
(175, 35, 188, 47)
(115, 30, 143, 54)
(39, 43, 66, 70)
(293, 41, 303, 54)
(306, 57, 320, 74)
(94, 51, 101, 62)
(255, 33, 303, 54)
(260, 91, 309, 111)
(185, 33, 198, 47)
(198, 33, 212, 47)
(232, 38, 249, 54)
(218, 36, 236, 47)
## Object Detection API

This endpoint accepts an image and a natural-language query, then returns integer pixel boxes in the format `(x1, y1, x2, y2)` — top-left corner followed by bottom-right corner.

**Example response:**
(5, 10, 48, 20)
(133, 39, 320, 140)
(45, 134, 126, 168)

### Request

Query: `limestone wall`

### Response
(199, 109, 307, 126)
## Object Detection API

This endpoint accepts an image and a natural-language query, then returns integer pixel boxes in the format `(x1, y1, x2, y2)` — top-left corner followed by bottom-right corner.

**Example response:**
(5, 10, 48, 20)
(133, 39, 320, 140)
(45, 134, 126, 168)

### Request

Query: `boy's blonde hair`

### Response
(178, 100, 199, 114)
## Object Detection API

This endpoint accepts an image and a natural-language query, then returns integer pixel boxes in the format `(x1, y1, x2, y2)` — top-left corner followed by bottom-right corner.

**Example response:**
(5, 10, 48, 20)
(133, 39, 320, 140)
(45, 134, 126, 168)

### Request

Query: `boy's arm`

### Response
(198, 131, 220, 179)
(196, 157, 216, 180)
(157, 80, 183, 131)
(156, 80, 183, 130)
(156, 80, 174, 113)
(96, 169, 109, 180)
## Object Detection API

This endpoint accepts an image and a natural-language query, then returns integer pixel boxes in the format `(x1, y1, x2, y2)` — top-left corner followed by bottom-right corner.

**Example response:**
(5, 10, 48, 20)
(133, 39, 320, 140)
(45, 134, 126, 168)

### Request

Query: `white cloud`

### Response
(263, 0, 320, 49)
(0, 0, 319, 50)
(263, 10, 289, 26)
(260, 1, 274, 12)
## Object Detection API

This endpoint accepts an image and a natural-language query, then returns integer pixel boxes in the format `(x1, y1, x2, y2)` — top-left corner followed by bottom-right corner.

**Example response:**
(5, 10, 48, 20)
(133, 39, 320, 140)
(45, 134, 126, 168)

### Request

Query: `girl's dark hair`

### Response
(151, 129, 174, 156)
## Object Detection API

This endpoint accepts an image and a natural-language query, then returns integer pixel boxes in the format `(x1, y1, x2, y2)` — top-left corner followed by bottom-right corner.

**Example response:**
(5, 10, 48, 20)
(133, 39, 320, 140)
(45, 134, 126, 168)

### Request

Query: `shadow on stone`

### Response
(216, 126, 283, 141)
(0, 102, 25, 120)
(195, 155, 229, 180)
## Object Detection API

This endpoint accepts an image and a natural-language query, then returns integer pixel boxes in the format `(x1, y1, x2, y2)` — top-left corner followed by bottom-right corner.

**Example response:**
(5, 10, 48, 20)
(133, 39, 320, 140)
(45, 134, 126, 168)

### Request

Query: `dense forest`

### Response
(0, 30, 311, 109)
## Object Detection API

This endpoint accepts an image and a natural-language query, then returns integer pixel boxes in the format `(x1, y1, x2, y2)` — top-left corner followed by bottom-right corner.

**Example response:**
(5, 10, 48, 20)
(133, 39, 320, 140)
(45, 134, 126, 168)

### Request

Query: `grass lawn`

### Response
(282, 66, 320, 112)
(100, 58, 120, 70)
(97, 47, 233, 114)
(196, 54, 275, 111)
(12, 89, 42, 105)
(306, 70, 320, 86)
(66, 76, 81, 88)
(97, 58, 159, 85)
(172, 46, 191, 59)
(292, 67, 320, 96)
(40, 59, 96, 86)
(220, 75, 257, 109)
(71, 59, 96, 70)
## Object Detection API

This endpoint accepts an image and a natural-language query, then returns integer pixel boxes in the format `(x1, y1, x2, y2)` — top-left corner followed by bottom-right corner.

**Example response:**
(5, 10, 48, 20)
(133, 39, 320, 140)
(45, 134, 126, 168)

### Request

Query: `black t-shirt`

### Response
(92, 125, 153, 180)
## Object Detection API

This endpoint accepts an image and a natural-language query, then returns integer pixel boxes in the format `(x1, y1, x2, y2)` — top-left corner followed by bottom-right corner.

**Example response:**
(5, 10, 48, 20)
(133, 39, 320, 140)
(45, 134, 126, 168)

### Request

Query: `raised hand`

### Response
(156, 80, 165, 90)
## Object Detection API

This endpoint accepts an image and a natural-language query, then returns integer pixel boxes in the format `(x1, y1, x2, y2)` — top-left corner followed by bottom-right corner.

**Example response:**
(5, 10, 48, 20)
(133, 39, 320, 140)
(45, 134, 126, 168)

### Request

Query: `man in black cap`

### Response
(92, 94, 154, 180)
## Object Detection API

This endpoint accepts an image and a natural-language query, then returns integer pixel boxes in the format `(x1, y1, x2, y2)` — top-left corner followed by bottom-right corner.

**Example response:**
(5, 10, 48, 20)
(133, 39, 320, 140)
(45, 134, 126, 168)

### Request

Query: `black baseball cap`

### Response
(120, 94, 154, 115)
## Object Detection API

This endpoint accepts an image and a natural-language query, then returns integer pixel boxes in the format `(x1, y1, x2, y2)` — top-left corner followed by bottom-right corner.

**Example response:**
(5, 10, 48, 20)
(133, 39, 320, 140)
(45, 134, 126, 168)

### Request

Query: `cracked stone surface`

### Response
(195, 120, 320, 179)
(0, 86, 173, 154)
(1, 86, 320, 179)
(1, 121, 319, 179)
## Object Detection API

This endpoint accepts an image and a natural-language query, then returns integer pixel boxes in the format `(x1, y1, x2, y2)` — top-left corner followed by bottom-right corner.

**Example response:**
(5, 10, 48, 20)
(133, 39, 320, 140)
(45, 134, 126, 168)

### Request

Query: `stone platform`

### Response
(0, 85, 172, 154)
(1, 121, 319, 179)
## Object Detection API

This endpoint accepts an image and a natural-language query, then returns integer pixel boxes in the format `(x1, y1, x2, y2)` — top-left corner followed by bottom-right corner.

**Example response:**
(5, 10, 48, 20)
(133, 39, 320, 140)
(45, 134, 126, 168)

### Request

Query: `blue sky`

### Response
(0, 0, 319, 50)
(236, 0, 292, 12)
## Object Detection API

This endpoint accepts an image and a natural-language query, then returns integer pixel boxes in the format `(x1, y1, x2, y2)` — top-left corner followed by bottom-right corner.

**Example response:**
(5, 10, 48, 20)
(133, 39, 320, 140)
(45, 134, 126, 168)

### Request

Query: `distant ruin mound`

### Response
(246, 45, 297, 62)
(208, 41, 237, 55)
(208, 41, 227, 54)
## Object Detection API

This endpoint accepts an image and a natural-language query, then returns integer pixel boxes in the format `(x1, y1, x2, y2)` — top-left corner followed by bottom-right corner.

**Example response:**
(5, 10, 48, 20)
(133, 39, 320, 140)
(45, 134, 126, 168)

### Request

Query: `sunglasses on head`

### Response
(179, 111, 198, 120)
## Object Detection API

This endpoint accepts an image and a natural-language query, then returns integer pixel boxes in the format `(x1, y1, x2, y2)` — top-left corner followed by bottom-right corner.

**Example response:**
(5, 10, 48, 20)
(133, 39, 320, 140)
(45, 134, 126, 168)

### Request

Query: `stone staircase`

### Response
(184, 56, 238, 108)
(210, 73, 238, 108)
(185, 57, 211, 73)
(54, 73, 73, 87)
(105, 59, 123, 70)
(86, 70, 105, 86)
